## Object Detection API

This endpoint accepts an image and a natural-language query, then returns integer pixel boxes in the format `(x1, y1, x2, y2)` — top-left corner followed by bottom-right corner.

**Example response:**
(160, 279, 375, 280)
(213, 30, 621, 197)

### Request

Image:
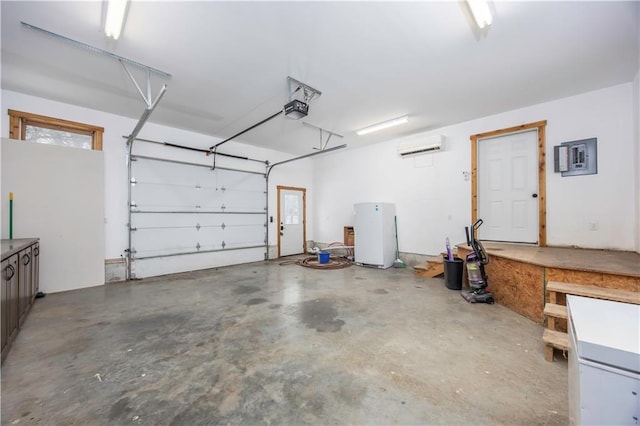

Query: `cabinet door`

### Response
(18, 247, 33, 323)
(31, 243, 40, 297)
(4, 254, 19, 348)
(1, 258, 10, 352)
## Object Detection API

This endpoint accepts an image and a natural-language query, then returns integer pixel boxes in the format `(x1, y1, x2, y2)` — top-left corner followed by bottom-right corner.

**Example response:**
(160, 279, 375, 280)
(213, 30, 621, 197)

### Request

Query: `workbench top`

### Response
(1, 238, 39, 260)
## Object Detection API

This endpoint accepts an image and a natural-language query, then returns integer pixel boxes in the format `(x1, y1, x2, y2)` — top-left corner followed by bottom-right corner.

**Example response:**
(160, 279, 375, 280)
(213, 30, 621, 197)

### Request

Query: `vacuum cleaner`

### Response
(461, 219, 495, 304)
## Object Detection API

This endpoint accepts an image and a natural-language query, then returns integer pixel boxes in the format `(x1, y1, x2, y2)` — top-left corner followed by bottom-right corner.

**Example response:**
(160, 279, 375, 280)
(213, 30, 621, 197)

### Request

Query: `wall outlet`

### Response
(588, 221, 599, 231)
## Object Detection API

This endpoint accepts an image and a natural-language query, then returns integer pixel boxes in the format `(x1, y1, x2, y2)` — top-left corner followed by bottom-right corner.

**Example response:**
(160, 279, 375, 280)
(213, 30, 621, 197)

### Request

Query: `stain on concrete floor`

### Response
(245, 297, 269, 306)
(296, 298, 345, 332)
(233, 285, 261, 294)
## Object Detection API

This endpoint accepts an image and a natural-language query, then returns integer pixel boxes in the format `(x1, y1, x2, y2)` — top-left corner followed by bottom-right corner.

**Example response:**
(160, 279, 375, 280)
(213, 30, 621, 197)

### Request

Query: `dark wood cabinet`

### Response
(2, 239, 39, 364)
(32, 243, 40, 297)
(2, 254, 19, 355)
(0, 258, 6, 353)
(18, 245, 33, 326)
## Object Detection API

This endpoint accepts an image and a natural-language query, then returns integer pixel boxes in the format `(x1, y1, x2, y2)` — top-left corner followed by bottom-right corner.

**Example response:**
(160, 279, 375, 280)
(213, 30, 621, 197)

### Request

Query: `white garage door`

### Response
(129, 155, 267, 278)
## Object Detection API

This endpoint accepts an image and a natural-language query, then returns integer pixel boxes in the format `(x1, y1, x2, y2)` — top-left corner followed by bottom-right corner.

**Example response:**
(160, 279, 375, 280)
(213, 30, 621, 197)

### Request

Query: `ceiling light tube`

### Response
(467, 0, 493, 29)
(356, 116, 409, 136)
(105, 0, 128, 40)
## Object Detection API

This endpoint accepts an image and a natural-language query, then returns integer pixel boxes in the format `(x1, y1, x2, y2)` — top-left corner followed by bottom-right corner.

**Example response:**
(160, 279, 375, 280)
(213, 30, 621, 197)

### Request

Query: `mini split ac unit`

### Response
(398, 134, 445, 157)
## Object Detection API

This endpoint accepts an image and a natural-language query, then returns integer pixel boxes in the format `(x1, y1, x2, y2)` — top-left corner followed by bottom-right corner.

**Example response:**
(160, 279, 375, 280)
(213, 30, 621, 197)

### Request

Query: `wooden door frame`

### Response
(470, 120, 547, 247)
(276, 185, 307, 257)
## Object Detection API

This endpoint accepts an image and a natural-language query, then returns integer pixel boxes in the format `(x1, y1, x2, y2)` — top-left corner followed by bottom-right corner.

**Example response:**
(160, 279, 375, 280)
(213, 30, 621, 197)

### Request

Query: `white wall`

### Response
(1, 138, 105, 292)
(1, 90, 314, 281)
(314, 83, 637, 255)
(634, 70, 639, 253)
(635, 12, 640, 253)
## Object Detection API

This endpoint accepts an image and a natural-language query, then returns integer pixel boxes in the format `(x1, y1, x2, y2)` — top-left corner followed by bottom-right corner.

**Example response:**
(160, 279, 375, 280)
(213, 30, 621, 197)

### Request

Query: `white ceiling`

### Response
(2, 1, 638, 155)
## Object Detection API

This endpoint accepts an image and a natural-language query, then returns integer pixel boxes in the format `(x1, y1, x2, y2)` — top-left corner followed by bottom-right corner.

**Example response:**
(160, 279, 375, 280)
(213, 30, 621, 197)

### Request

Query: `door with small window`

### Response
(278, 186, 306, 257)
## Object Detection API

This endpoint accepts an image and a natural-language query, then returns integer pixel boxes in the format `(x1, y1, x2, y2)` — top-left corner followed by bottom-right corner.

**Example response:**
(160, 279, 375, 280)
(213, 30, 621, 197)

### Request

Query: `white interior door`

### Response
(279, 187, 305, 256)
(477, 130, 539, 243)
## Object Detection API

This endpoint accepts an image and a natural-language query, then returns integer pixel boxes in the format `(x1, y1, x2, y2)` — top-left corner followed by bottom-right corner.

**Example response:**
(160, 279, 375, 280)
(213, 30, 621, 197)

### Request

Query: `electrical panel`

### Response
(554, 138, 597, 177)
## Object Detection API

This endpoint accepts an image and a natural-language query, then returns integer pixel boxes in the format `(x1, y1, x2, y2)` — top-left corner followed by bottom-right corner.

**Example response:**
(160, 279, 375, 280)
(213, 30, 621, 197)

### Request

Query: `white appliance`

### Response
(567, 295, 640, 425)
(354, 202, 396, 269)
(398, 134, 445, 157)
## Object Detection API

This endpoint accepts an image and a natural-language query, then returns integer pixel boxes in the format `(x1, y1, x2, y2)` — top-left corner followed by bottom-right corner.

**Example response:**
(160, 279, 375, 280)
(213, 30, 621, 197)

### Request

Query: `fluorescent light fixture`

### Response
(105, 0, 128, 39)
(467, 0, 492, 29)
(356, 116, 409, 136)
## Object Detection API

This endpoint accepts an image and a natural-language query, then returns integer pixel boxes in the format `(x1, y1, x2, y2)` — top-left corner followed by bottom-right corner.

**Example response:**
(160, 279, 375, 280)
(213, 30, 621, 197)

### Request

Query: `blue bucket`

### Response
(318, 251, 330, 264)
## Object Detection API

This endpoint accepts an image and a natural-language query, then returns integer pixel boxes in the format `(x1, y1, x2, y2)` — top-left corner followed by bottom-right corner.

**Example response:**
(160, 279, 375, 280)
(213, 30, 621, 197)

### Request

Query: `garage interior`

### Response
(1, 1, 639, 425)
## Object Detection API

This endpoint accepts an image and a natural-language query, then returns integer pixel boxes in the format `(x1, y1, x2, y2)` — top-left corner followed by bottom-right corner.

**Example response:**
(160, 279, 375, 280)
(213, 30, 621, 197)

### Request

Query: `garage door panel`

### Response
(133, 160, 212, 186)
(130, 156, 266, 274)
(132, 186, 264, 212)
(222, 190, 266, 211)
(132, 213, 264, 228)
(134, 227, 202, 255)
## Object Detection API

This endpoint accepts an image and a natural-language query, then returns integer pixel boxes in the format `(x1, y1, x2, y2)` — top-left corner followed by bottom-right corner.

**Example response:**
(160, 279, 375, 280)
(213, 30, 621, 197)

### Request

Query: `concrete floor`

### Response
(1, 259, 568, 425)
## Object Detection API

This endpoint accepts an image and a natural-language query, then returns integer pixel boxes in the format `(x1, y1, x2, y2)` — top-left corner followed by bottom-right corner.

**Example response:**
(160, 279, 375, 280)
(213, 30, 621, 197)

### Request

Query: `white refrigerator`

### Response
(354, 202, 396, 269)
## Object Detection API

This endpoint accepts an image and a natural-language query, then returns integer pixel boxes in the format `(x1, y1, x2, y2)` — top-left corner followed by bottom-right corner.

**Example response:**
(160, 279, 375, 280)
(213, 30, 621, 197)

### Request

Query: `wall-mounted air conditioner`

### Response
(398, 134, 445, 157)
